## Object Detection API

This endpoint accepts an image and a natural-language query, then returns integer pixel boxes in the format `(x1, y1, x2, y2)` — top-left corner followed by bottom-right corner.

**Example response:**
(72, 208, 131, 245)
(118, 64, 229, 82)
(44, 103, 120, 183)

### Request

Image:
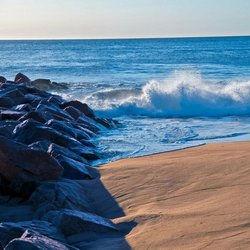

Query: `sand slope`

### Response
(98, 142, 250, 250)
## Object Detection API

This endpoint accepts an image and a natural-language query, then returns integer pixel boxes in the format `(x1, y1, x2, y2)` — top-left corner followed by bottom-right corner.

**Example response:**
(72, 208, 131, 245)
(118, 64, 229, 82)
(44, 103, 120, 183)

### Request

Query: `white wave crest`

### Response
(84, 71, 250, 117)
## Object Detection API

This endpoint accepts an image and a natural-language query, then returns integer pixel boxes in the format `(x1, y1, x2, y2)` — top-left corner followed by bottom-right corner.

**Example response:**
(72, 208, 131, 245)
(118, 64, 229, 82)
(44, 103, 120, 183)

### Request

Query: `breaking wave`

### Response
(83, 71, 250, 118)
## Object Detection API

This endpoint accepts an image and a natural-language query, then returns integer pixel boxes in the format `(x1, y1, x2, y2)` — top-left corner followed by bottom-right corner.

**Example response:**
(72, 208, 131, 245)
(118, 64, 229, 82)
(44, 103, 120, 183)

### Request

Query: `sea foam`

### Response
(84, 71, 250, 118)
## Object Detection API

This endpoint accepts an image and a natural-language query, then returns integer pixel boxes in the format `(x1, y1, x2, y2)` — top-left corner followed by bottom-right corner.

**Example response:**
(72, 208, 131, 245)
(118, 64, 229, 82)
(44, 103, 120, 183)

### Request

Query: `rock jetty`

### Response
(0, 73, 123, 249)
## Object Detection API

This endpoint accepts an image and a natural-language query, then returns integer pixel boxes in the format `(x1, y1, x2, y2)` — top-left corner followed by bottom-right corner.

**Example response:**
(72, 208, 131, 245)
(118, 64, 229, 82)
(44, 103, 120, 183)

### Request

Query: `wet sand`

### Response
(98, 142, 250, 249)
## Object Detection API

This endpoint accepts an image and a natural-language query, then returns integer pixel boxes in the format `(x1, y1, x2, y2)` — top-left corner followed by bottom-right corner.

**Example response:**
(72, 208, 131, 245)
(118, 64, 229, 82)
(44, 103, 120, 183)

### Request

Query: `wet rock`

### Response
(57, 155, 93, 180)
(43, 209, 118, 236)
(0, 136, 63, 183)
(0, 76, 7, 84)
(61, 100, 95, 118)
(14, 73, 31, 86)
(29, 179, 94, 216)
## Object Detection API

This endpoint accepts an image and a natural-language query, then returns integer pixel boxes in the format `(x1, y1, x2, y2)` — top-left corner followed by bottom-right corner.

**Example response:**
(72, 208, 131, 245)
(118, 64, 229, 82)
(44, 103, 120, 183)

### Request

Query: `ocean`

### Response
(1, 36, 250, 164)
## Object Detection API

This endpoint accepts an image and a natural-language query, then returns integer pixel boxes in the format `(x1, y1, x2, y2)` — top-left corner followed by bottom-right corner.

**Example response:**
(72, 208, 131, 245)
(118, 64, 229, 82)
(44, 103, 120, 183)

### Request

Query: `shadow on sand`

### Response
(78, 169, 137, 250)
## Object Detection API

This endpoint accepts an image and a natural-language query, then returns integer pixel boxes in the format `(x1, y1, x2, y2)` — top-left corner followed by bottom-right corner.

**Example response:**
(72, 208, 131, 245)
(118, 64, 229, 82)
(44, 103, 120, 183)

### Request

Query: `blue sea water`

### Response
(1, 36, 250, 163)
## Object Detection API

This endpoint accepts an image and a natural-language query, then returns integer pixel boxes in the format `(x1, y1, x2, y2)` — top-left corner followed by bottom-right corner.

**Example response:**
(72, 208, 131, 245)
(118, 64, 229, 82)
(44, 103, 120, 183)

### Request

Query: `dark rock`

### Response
(61, 100, 95, 118)
(43, 209, 118, 236)
(5, 232, 71, 250)
(29, 140, 51, 152)
(0, 110, 25, 121)
(76, 115, 100, 133)
(0, 220, 64, 248)
(64, 106, 81, 120)
(0, 136, 63, 183)
(14, 104, 33, 112)
(36, 104, 73, 122)
(46, 119, 77, 139)
(57, 155, 93, 180)
(94, 117, 114, 129)
(29, 179, 94, 216)
(47, 143, 89, 165)
(0, 121, 17, 138)
(0, 76, 7, 84)
(14, 73, 31, 86)
(0, 97, 14, 109)
(18, 111, 48, 124)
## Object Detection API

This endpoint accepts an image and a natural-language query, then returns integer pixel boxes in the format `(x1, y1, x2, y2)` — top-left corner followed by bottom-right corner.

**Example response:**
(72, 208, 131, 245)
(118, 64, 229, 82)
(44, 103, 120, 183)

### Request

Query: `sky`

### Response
(0, 0, 249, 39)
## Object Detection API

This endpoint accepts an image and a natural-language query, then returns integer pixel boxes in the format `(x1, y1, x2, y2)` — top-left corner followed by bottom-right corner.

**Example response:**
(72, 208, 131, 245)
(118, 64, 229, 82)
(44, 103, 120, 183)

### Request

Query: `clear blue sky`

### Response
(0, 0, 249, 39)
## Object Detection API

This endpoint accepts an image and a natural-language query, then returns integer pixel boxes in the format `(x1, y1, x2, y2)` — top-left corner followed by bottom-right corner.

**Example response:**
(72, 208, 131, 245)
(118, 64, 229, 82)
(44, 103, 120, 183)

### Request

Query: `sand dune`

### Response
(98, 142, 250, 249)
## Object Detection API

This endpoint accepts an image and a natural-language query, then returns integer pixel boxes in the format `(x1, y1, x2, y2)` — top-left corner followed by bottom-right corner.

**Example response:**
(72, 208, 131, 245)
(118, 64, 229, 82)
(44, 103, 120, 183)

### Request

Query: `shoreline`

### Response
(97, 141, 250, 249)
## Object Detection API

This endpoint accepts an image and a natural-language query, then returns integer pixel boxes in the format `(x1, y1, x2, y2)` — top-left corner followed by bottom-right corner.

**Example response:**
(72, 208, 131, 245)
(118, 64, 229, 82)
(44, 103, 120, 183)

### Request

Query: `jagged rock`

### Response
(0, 136, 63, 184)
(5, 232, 72, 250)
(14, 73, 31, 86)
(0, 220, 65, 249)
(29, 179, 94, 216)
(43, 209, 118, 236)
(56, 155, 93, 180)
(61, 100, 95, 118)
(0, 76, 7, 84)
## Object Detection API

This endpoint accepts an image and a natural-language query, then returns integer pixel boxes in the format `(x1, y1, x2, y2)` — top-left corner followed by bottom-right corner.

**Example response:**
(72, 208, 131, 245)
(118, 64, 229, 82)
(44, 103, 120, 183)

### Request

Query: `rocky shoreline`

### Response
(0, 73, 125, 249)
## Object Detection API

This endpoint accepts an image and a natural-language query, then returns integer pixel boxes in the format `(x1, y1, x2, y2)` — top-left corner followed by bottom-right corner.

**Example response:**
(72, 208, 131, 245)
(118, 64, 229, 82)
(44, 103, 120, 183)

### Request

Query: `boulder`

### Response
(29, 179, 94, 216)
(43, 209, 118, 236)
(60, 100, 95, 118)
(0, 136, 63, 183)
(14, 73, 31, 86)
(46, 119, 77, 139)
(56, 155, 93, 180)
(47, 143, 89, 165)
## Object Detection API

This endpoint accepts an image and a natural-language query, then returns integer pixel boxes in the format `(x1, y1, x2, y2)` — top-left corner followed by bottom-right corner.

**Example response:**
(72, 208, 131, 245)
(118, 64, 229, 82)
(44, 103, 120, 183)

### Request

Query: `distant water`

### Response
(1, 37, 250, 164)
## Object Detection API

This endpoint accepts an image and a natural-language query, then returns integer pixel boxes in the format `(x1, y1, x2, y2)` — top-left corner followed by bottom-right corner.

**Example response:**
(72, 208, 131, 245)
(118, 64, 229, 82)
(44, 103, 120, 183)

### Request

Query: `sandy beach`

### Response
(96, 142, 250, 250)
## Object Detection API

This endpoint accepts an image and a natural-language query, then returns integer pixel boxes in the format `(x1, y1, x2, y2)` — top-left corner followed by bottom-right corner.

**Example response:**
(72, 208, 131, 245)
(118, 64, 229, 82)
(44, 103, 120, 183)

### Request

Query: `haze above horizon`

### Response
(0, 0, 249, 39)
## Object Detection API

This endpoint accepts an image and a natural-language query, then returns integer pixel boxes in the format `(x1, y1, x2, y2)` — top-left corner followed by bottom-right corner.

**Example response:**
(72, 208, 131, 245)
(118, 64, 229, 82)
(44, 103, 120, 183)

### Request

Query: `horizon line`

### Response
(0, 34, 249, 41)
